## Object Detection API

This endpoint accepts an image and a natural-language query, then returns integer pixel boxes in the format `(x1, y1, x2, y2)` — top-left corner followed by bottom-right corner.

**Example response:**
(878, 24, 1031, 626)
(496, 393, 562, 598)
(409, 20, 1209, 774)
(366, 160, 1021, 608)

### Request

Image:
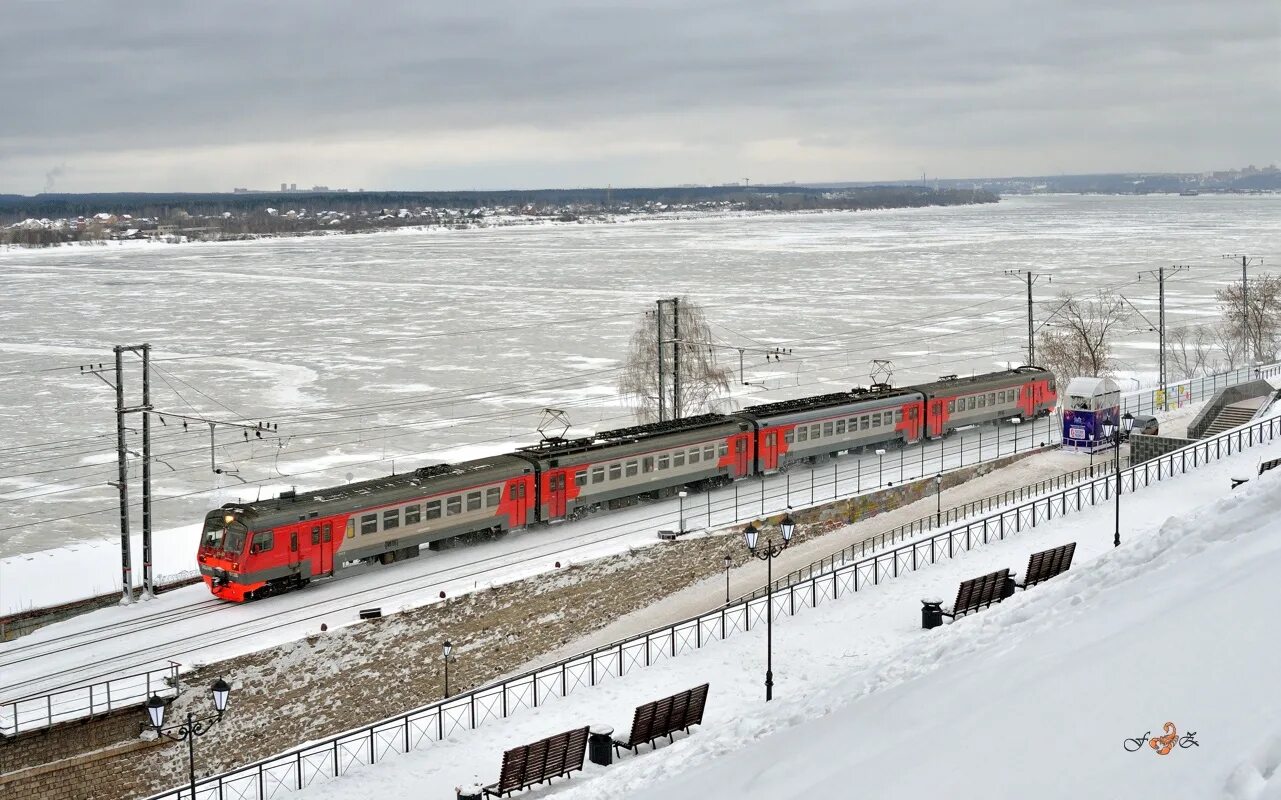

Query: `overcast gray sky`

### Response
(1, 0, 1277, 193)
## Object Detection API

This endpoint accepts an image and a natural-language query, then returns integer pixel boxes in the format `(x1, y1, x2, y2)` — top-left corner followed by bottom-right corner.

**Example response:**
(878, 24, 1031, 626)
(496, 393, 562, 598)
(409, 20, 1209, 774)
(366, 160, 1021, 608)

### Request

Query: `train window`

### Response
(784, 429, 794, 444)
(835, 420, 845, 435)
(988, 393, 996, 405)
(467, 491, 482, 511)
(311, 526, 320, 545)
(797, 426, 808, 442)
(609, 463, 622, 480)
(290, 531, 298, 552)
(718, 442, 728, 458)
(593, 465, 606, 482)
(948, 400, 955, 413)
(251, 531, 274, 553)
(689, 448, 700, 464)
(823, 422, 834, 437)
(643, 457, 654, 473)
(447, 496, 462, 516)
(361, 514, 378, 535)
(625, 460, 639, 477)
(704, 445, 715, 461)
(872, 414, 881, 428)
(383, 509, 400, 530)
(346, 519, 355, 539)
(405, 505, 422, 525)
(323, 523, 332, 542)
(574, 470, 588, 487)
(487, 487, 502, 506)
(978, 395, 986, 408)
(895, 410, 903, 423)
(861, 416, 870, 431)
(736, 439, 746, 453)
(673, 451, 685, 468)
(658, 455, 669, 470)
(809, 425, 820, 439)
(427, 500, 442, 519)
(968, 397, 976, 410)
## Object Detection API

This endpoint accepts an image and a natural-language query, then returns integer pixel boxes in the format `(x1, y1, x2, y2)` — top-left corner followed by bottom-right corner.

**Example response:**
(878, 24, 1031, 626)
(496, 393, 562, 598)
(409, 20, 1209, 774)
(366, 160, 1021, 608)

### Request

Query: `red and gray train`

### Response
(197, 367, 1056, 601)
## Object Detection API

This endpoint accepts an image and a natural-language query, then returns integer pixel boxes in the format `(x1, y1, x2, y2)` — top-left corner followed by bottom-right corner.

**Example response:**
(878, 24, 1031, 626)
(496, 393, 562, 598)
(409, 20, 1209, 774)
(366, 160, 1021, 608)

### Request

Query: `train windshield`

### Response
(202, 514, 248, 554)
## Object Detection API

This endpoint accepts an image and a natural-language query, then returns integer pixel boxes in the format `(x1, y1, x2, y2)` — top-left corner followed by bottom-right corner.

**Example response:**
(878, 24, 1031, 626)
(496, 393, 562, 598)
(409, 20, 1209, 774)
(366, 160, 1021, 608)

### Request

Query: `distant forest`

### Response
(0, 185, 995, 225)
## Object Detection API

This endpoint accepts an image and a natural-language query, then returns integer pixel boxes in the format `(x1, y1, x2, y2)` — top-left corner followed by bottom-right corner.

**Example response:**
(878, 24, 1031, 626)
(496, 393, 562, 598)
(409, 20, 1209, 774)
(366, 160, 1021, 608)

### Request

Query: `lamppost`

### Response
(1010, 417, 1021, 453)
(145, 679, 231, 800)
(1101, 412, 1134, 548)
(934, 474, 943, 526)
(443, 640, 454, 697)
(678, 490, 687, 533)
(875, 448, 886, 487)
(724, 554, 732, 604)
(743, 511, 794, 702)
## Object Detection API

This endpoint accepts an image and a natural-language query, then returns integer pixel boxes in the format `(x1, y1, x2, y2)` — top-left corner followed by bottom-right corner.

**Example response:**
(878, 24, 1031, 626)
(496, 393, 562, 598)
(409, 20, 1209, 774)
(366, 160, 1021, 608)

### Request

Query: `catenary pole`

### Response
(656, 300, 665, 422)
(672, 296, 681, 420)
(141, 343, 155, 598)
(113, 346, 133, 604)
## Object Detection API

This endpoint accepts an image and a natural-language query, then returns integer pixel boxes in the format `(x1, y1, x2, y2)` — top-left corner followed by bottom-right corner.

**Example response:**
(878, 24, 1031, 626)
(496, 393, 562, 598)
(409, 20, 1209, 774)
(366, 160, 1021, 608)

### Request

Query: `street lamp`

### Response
(678, 490, 688, 533)
(934, 474, 943, 526)
(743, 511, 795, 702)
(1010, 417, 1022, 452)
(1100, 412, 1135, 548)
(875, 448, 886, 487)
(144, 678, 232, 800)
(443, 640, 454, 697)
(724, 553, 732, 604)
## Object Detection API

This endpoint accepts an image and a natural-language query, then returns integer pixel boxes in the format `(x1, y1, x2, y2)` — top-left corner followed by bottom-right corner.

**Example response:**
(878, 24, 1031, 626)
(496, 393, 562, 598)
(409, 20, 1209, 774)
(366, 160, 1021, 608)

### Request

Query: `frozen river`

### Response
(1, 194, 1278, 561)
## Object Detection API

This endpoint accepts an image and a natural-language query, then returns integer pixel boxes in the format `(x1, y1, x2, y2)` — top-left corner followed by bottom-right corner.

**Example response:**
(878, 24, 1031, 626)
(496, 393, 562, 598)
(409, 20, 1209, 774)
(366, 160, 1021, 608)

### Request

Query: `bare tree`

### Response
(1035, 291, 1130, 384)
(1167, 323, 1217, 380)
(618, 297, 731, 423)
(1216, 274, 1281, 365)
(1209, 320, 1246, 370)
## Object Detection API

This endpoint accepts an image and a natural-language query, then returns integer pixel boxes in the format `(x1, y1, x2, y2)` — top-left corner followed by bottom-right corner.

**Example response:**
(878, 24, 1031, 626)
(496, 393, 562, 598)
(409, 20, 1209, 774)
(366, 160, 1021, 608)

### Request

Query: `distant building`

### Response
(281, 183, 288, 192)
(290, 183, 297, 191)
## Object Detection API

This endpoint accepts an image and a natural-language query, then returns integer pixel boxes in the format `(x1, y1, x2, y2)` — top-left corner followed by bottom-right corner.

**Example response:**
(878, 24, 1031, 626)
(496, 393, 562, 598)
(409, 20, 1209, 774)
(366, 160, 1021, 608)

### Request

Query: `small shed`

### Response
(1061, 377, 1121, 453)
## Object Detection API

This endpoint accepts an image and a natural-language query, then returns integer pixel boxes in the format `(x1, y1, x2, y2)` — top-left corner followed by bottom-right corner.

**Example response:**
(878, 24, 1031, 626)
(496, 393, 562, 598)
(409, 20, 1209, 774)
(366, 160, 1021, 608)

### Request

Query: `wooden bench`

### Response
(921, 568, 1009, 629)
(483, 726, 589, 798)
(613, 683, 709, 756)
(1012, 542, 1076, 590)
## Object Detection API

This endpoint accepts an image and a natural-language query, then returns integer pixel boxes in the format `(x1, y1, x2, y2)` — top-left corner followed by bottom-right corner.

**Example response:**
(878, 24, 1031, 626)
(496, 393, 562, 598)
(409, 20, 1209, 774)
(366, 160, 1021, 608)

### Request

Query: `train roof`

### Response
(737, 385, 917, 419)
(913, 366, 1049, 396)
(218, 453, 532, 526)
(516, 413, 741, 460)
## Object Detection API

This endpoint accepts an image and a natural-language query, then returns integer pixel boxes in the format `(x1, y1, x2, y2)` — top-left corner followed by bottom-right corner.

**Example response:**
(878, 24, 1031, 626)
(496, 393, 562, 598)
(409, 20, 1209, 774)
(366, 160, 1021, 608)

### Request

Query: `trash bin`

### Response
(1001, 576, 1016, 600)
(588, 724, 614, 767)
(921, 598, 944, 630)
(456, 782, 484, 800)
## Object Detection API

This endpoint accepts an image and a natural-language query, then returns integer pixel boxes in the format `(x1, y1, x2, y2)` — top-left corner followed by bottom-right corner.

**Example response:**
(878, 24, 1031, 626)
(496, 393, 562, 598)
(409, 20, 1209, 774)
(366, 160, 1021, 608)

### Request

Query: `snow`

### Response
(261, 432, 1281, 800)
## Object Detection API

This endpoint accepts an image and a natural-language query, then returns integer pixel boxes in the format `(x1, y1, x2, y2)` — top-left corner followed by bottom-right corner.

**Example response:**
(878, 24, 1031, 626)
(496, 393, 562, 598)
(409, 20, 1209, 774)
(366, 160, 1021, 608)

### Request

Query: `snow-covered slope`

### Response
(291, 437, 1281, 800)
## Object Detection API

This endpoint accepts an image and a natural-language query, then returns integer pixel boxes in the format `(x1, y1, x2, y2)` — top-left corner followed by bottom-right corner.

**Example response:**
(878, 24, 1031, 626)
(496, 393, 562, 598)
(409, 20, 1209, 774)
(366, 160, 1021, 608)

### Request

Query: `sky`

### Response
(1, 0, 1278, 193)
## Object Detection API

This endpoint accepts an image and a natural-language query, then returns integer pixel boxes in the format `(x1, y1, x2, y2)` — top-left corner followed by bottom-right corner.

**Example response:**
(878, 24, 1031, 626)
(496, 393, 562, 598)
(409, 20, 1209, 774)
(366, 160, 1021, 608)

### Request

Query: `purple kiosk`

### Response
(1061, 376, 1120, 455)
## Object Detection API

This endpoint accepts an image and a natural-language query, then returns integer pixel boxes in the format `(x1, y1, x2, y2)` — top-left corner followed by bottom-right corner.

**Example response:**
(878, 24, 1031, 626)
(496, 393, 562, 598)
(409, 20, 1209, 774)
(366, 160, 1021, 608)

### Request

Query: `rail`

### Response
(738, 455, 1129, 604)
(0, 662, 180, 738)
(143, 410, 1280, 800)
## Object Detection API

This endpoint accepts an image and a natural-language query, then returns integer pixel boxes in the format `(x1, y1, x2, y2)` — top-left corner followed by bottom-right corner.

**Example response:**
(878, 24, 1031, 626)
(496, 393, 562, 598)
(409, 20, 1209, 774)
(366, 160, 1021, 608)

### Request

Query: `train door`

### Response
(314, 522, 333, 576)
(734, 435, 750, 477)
(548, 471, 568, 519)
(287, 526, 300, 573)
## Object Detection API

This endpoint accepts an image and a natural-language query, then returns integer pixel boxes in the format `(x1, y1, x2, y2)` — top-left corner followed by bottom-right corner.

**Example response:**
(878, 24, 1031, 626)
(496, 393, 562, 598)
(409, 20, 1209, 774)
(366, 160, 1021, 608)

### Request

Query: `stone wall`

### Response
(1130, 433, 1194, 465)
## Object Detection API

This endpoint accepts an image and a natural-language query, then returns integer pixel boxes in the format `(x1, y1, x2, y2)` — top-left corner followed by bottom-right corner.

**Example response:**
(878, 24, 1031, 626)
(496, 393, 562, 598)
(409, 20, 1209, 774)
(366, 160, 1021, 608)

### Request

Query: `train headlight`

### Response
(224, 514, 235, 525)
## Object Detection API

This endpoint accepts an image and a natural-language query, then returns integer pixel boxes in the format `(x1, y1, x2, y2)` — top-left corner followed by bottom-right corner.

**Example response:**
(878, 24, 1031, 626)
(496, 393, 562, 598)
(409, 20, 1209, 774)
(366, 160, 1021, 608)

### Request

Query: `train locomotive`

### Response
(197, 367, 1055, 601)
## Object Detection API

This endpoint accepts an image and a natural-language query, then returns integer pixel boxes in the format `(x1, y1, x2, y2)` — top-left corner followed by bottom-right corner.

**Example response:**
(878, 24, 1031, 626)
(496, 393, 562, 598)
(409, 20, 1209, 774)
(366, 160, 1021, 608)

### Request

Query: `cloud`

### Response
(0, 0, 1276, 191)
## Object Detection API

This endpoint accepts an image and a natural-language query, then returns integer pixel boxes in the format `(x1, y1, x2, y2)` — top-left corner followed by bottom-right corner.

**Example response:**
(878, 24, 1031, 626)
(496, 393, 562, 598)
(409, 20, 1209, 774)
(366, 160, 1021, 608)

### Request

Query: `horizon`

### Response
(2, 1, 1276, 194)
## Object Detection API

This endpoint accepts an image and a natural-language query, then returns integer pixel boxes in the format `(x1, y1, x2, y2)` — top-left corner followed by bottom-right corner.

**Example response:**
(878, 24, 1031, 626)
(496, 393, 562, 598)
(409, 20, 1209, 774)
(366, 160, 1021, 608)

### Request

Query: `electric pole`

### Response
(1223, 254, 1263, 369)
(83, 347, 277, 604)
(1138, 266, 1189, 411)
(655, 300, 665, 422)
(672, 296, 681, 420)
(1005, 270, 1051, 366)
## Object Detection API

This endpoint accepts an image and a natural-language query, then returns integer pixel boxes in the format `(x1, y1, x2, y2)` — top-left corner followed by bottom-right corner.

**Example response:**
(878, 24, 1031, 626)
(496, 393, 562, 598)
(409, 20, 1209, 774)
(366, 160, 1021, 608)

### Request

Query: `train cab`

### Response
(197, 505, 264, 602)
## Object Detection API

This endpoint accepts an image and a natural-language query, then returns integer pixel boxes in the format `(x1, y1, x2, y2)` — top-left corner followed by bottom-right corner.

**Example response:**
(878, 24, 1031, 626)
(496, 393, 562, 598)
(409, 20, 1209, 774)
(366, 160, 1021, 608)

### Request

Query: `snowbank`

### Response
(290, 438, 1281, 800)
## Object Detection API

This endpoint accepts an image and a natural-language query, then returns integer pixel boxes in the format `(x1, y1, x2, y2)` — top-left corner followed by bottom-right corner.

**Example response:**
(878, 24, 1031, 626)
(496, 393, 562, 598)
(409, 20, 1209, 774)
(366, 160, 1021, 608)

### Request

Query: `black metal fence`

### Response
(145, 408, 1281, 800)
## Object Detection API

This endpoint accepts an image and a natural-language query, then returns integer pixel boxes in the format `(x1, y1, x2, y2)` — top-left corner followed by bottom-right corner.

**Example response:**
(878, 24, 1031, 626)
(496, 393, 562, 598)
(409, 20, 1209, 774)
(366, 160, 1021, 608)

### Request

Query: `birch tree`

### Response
(618, 298, 731, 423)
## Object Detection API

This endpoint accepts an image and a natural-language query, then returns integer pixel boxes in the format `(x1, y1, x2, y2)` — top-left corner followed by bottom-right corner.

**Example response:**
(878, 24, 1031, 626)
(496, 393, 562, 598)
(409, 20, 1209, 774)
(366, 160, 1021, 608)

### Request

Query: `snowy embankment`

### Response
(292, 435, 1281, 800)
